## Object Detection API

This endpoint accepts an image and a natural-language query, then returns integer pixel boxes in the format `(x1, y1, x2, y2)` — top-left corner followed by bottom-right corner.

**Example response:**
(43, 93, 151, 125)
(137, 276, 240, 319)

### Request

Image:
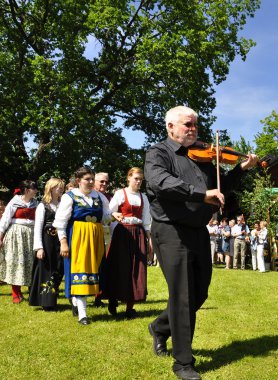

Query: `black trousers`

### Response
(151, 221, 212, 369)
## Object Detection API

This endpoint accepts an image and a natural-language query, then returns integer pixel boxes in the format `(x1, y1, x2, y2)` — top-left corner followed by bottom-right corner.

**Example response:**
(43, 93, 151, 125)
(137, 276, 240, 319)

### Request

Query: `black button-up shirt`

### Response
(144, 138, 245, 228)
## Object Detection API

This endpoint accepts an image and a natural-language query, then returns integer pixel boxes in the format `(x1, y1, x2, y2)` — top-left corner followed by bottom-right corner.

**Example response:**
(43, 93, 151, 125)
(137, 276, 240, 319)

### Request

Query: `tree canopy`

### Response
(239, 170, 278, 239)
(231, 113, 278, 229)
(255, 110, 278, 158)
(0, 0, 261, 189)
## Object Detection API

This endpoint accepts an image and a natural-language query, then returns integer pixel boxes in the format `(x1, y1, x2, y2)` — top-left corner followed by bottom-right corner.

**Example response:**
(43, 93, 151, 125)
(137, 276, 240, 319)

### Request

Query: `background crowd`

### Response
(207, 215, 269, 272)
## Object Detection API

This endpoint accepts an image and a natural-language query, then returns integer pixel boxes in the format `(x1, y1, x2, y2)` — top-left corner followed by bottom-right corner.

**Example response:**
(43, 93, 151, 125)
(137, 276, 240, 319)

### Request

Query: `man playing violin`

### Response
(144, 105, 258, 380)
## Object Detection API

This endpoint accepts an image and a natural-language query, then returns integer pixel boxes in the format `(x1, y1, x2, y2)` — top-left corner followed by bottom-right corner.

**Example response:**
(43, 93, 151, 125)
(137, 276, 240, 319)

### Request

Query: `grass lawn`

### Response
(0, 266, 277, 380)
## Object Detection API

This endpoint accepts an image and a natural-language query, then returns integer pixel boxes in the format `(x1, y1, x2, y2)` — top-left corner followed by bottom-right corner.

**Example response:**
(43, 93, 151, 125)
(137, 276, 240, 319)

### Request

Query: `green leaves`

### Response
(255, 111, 278, 158)
(0, 0, 261, 190)
(239, 170, 278, 237)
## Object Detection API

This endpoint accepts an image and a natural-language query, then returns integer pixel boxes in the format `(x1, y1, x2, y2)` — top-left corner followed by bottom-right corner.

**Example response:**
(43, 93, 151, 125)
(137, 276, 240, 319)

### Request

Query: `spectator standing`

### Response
(215, 220, 225, 264)
(250, 222, 260, 271)
(232, 215, 250, 269)
(0, 181, 38, 303)
(229, 219, 236, 261)
(256, 221, 268, 273)
(221, 217, 232, 269)
(206, 218, 218, 264)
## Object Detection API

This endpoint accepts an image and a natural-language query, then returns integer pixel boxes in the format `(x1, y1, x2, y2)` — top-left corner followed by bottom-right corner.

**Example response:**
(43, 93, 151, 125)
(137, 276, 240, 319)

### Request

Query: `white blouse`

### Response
(206, 224, 218, 240)
(0, 195, 37, 233)
(109, 189, 151, 231)
(53, 188, 111, 241)
(33, 202, 59, 251)
(258, 227, 268, 244)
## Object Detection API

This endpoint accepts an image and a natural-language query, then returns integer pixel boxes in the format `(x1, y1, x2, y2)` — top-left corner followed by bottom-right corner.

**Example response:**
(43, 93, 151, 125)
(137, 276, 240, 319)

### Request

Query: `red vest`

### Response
(118, 189, 143, 219)
(14, 207, 36, 220)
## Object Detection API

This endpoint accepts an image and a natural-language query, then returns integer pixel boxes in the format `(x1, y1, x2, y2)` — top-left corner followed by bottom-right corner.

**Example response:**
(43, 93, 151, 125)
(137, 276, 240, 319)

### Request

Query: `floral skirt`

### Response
(0, 224, 34, 286)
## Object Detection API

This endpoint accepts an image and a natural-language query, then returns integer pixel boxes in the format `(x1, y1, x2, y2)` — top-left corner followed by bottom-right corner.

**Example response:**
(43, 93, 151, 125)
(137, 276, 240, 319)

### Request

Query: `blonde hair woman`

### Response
(29, 178, 65, 311)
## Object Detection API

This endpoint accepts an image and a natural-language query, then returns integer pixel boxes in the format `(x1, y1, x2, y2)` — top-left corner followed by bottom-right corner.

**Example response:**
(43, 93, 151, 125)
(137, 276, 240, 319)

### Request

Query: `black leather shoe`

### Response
(125, 308, 137, 319)
(108, 301, 118, 316)
(42, 306, 57, 312)
(78, 317, 89, 325)
(148, 323, 168, 356)
(94, 298, 106, 308)
(72, 305, 78, 317)
(174, 365, 201, 380)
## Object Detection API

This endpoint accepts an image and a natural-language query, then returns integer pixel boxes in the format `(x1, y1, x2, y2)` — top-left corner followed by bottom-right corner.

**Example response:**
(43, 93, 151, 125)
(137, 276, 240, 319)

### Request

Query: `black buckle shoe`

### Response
(72, 305, 78, 317)
(174, 365, 201, 380)
(125, 308, 137, 319)
(148, 323, 168, 356)
(42, 306, 57, 312)
(94, 298, 106, 308)
(108, 300, 118, 316)
(78, 317, 89, 325)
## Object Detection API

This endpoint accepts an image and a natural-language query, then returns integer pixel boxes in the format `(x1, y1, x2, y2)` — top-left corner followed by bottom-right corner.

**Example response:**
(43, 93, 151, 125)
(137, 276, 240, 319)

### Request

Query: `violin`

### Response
(188, 140, 268, 167)
(188, 131, 265, 214)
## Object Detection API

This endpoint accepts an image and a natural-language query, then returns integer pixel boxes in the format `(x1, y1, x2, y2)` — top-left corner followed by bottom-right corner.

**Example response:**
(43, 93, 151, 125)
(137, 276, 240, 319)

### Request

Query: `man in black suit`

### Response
(144, 105, 258, 380)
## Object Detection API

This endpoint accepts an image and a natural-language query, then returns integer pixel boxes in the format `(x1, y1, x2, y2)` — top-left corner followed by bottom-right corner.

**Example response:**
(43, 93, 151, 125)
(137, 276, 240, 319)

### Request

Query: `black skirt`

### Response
(103, 223, 147, 302)
(29, 206, 64, 307)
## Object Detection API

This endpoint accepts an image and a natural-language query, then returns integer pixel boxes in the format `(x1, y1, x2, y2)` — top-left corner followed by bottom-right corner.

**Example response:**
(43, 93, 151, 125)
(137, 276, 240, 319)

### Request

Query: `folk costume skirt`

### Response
(0, 224, 34, 286)
(104, 223, 148, 302)
(29, 228, 63, 307)
(64, 221, 105, 298)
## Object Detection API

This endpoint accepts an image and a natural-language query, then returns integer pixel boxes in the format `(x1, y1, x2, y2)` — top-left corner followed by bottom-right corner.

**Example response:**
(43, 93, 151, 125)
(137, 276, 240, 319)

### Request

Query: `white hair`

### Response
(95, 172, 109, 180)
(165, 106, 198, 133)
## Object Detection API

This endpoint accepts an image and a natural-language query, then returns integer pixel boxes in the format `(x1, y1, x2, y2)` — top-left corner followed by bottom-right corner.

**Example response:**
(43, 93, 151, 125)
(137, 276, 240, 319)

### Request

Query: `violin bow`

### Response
(216, 130, 222, 214)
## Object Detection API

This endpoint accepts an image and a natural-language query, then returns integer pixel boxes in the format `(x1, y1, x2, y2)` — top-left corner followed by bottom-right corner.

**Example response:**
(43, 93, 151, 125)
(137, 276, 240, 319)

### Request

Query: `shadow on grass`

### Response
(144, 299, 168, 304)
(90, 307, 165, 322)
(86, 298, 168, 304)
(29, 303, 73, 313)
(195, 335, 278, 373)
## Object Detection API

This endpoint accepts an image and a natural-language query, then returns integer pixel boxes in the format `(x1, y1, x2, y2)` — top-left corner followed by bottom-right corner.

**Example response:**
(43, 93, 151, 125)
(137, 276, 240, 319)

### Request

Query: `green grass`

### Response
(0, 267, 277, 380)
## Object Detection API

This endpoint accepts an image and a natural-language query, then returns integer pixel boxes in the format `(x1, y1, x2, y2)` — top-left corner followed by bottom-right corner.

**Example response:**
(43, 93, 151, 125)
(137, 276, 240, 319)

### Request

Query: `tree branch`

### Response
(8, 0, 44, 55)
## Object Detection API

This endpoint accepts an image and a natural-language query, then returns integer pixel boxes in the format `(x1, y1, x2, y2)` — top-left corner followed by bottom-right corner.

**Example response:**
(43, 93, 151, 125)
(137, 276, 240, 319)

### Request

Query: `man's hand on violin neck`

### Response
(204, 189, 225, 208)
(240, 153, 259, 170)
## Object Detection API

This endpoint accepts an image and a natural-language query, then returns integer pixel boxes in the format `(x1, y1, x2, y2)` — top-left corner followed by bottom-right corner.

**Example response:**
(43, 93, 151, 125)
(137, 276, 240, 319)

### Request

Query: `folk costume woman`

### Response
(0, 180, 38, 303)
(53, 167, 111, 325)
(105, 167, 152, 319)
(29, 178, 65, 311)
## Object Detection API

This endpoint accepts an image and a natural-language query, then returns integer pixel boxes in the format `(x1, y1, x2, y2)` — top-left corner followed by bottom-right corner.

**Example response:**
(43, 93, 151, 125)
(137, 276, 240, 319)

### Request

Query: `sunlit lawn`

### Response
(0, 266, 277, 380)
